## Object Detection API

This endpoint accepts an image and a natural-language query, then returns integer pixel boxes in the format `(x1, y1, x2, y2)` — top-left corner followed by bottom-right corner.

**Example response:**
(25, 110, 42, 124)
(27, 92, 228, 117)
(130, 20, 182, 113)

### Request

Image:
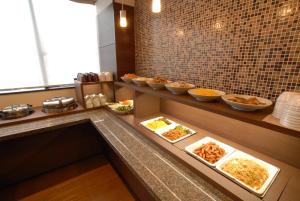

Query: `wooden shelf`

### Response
(108, 110, 300, 201)
(74, 80, 114, 108)
(115, 81, 299, 137)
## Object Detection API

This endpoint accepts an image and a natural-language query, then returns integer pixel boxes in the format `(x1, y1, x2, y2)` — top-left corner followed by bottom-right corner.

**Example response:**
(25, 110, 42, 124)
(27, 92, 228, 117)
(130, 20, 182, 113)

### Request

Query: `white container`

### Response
(99, 93, 107, 106)
(92, 94, 101, 107)
(84, 95, 93, 109)
(273, 92, 300, 119)
(140, 116, 177, 132)
(155, 124, 196, 143)
(104, 72, 113, 81)
(132, 77, 149, 87)
(216, 150, 280, 197)
(165, 83, 195, 95)
(98, 72, 106, 82)
(185, 136, 235, 167)
(222, 94, 272, 111)
(280, 105, 300, 131)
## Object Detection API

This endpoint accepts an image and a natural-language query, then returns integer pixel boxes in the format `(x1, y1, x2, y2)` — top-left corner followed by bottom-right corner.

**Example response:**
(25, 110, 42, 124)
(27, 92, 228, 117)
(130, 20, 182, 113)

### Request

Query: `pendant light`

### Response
(120, 0, 127, 28)
(152, 0, 161, 13)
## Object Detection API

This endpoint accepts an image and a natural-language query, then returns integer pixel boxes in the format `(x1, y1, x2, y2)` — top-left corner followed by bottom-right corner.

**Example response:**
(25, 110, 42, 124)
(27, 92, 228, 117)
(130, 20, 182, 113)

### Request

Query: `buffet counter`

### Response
(0, 107, 299, 200)
(0, 108, 233, 201)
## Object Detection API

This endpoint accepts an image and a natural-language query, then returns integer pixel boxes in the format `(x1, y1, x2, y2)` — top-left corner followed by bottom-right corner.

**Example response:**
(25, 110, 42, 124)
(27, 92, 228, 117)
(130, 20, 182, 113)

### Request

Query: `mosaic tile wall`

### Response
(134, 0, 300, 100)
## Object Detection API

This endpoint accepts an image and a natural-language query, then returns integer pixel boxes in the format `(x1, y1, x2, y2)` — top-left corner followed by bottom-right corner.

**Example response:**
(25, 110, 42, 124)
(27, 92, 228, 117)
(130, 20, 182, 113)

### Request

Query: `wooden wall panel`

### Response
(114, 3, 135, 80)
(0, 123, 103, 189)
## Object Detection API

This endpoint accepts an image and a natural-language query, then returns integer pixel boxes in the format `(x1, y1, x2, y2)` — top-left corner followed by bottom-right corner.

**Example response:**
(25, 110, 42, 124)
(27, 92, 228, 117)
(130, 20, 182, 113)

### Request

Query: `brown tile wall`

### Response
(134, 0, 300, 100)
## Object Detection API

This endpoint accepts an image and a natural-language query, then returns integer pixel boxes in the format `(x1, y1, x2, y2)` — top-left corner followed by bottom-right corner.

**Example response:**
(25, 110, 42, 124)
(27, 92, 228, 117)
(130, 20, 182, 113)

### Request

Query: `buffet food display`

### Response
(121, 73, 138, 83)
(140, 116, 196, 142)
(216, 151, 280, 196)
(222, 94, 272, 111)
(185, 137, 235, 166)
(140, 116, 176, 131)
(146, 77, 171, 90)
(165, 81, 195, 95)
(108, 100, 134, 115)
(156, 125, 196, 143)
(132, 77, 150, 86)
(118, 74, 280, 197)
(188, 88, 225, 102)
(140, 116, 280, 196)
(120, 73, 272, 112)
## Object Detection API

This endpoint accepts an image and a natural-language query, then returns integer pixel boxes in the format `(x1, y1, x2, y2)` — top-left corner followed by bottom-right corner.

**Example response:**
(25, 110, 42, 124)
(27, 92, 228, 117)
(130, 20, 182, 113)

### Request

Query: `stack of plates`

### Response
(272, 92, 300, 119)
(273, 92, 300, 130)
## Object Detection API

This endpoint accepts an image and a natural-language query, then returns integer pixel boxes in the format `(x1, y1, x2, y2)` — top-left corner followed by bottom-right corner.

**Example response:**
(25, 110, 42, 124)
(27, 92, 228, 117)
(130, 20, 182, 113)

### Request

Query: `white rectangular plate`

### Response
(140, 116, 177, 132)
(216, 150, 280, 197)
(185, 136, 235, 167)
(155, 124, 196, 143)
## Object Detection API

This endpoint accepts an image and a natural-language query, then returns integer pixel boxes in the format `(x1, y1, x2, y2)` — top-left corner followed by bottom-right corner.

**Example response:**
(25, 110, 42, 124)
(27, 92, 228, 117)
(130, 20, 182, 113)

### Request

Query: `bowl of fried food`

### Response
(188, 88, 225, 102)
(120, 73, 138, 83)
(146, 77, 171, 90)
(222, 94, 272, 111)
(165, 81, 195, 95)
(132, 77, 150, 87)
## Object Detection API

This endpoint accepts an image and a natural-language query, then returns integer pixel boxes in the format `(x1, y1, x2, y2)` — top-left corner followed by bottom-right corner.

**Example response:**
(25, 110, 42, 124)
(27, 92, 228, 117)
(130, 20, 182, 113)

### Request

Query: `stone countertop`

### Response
(0, 108, 232, 201)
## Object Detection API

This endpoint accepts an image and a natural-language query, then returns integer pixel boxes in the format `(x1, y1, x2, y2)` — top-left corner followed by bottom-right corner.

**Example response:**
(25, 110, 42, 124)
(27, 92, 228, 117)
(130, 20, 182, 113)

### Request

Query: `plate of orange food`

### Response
(188, 88, 225, 101)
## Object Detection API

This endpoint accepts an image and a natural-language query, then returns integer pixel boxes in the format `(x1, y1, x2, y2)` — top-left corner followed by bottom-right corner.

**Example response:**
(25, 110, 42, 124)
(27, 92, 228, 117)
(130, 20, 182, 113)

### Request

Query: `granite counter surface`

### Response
(0, 109, 232, 201)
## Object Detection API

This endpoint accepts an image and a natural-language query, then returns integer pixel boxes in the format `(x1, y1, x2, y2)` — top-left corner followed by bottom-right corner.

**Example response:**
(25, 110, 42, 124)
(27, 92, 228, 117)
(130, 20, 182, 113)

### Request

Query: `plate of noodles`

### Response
(216, 150, 280, 197)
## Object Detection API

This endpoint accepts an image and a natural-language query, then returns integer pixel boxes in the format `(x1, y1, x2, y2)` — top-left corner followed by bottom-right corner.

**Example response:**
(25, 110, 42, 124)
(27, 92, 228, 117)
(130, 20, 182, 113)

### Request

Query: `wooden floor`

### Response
(0, 155, 135, 201)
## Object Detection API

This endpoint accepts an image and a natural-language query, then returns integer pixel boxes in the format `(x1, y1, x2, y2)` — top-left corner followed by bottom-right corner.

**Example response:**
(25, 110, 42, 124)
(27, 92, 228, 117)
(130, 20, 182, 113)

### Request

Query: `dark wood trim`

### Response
(113, 3, 136, 80)
(0, 122, 104, 189)
(115, 81, 300, 138)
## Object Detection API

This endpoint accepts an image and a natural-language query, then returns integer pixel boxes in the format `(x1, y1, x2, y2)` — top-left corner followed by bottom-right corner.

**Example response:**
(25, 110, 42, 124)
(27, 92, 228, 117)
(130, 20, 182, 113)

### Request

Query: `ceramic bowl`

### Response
(146, 80, 171, 90)
(121, 76, 133, 83)
(165, 83, 195, 95)
(188, 88, 225, 102)
(222, 94, 272, 111)
(132, 78, 149, 86)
